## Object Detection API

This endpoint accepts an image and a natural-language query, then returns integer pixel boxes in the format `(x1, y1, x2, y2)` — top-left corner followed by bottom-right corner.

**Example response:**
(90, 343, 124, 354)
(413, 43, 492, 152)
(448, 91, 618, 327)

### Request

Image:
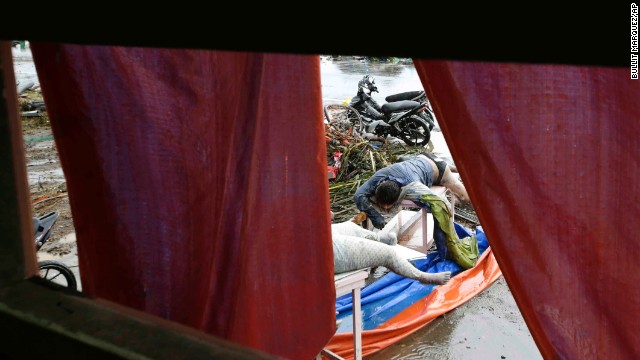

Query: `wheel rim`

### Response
(400, 119, 429, 145)
(38, 262, 77, 290)
(40, 267, 70, 287)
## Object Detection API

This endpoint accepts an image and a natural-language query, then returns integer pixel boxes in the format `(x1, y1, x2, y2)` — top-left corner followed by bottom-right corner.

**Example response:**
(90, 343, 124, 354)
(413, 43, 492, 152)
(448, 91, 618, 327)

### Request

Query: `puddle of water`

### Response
(28, 168, 65, 186)
(367, 278, 543, 360)
(37, 252, 65, 261)
(58, 232, 76, 244)
(27, 158, 58, 167)
(30, 140, 55, 150)
(12, 44, 39, 87)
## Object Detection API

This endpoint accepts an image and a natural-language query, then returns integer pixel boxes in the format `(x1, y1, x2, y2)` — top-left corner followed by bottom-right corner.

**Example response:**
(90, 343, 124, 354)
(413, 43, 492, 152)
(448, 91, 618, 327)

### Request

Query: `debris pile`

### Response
(17, 83, 50, 128)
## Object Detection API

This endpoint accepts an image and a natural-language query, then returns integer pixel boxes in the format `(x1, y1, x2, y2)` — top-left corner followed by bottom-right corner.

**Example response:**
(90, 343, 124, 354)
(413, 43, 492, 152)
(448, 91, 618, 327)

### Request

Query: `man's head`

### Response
(375, 180, 401, 210)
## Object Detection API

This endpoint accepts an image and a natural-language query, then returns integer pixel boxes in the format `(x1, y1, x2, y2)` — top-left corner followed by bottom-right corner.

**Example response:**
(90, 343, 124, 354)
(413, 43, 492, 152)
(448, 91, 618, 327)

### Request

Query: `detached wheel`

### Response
(323, 104, 363, 134)
(38, 260, 78, 291)
(399, 116, 431, 146)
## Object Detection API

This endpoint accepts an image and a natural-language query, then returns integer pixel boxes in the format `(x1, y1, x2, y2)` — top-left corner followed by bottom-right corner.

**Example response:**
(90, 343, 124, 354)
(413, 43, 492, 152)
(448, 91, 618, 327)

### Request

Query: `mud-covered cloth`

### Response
(403, 181, 479, 269)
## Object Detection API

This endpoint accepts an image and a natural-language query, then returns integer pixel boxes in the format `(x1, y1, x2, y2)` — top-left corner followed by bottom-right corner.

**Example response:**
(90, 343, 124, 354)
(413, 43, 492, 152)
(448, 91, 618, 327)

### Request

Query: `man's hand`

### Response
(373, 219, 386, 230)
(352, 212, 368, 225)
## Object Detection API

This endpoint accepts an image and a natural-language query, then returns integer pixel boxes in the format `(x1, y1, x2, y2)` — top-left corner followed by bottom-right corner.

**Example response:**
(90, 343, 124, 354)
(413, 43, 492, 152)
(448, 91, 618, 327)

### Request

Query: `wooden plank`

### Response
(333, 268, 369, 360)
(383, 210, 433, 254)
(335, 269, 369, 298)
(0, 279, 278, 359)
(0, 41, 38, 286)
(334, 268, 368, 282)
(352, 287, 363, 360)
(320, 348, 344, 360)
(393, 244, 427, 261)
(395, 186, 450, 254)
(397, 211, 422, 242)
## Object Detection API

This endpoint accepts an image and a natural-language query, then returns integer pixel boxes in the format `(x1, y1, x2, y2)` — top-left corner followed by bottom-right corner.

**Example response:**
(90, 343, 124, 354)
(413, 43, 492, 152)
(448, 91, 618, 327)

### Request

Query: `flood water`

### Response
(321, 56, 543, 360)
(12, 45, 39, 87)
(320, 56, 425, 105)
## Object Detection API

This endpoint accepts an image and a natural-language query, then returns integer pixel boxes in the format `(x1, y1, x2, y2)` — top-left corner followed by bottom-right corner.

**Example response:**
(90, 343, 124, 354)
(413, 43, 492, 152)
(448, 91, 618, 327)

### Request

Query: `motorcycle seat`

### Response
(385, 90, 425, 103)
(381, 100, 421, 116)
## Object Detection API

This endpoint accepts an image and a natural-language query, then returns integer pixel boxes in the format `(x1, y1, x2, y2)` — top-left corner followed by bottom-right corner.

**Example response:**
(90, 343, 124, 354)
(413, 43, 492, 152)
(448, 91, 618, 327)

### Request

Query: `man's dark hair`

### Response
(375, 180, 401, 206)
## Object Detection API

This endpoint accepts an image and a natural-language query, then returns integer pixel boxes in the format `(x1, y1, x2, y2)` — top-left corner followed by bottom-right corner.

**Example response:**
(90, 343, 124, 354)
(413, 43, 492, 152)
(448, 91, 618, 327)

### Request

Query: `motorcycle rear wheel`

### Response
(323, 104, 363, 135)
(420, 110, 436, 130)
(38, 260, 78, 291)
(398, 116, 431, 147)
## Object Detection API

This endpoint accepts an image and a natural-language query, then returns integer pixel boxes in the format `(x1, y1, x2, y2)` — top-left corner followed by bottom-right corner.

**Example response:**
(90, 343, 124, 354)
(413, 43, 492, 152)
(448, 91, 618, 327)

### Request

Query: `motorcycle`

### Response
(33, 212, 78, 291)
(347, 75, 434, 147)
(385, 90, 438, 130)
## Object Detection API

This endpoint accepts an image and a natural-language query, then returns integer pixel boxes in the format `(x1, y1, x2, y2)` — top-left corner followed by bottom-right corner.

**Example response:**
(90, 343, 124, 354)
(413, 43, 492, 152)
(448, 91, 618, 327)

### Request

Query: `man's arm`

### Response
(354, 181, 386, 229)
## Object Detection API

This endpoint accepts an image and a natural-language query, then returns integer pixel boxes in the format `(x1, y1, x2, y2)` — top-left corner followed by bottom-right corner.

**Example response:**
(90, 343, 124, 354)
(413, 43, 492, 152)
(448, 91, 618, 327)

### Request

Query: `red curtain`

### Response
(30, 43, 335, 359)
(415, 61, 640, 359)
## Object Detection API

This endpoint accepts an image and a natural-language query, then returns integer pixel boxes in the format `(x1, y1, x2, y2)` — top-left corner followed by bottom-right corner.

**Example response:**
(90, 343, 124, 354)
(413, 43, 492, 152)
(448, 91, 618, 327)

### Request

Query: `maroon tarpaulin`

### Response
(415, 61, 640, 359)
(30, 43, 335, 359)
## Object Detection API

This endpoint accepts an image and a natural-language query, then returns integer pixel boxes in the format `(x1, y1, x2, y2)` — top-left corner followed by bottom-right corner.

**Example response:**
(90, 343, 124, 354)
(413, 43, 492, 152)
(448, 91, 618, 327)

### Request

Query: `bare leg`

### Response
(441, 166, 472, 207)
(333, 234, 450, 285)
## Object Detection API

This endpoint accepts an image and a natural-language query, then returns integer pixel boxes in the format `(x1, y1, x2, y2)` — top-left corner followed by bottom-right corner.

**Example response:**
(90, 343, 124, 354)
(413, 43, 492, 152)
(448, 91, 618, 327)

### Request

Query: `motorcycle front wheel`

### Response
(38, 260, 78, 291)
(398, 116, 431, 147)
